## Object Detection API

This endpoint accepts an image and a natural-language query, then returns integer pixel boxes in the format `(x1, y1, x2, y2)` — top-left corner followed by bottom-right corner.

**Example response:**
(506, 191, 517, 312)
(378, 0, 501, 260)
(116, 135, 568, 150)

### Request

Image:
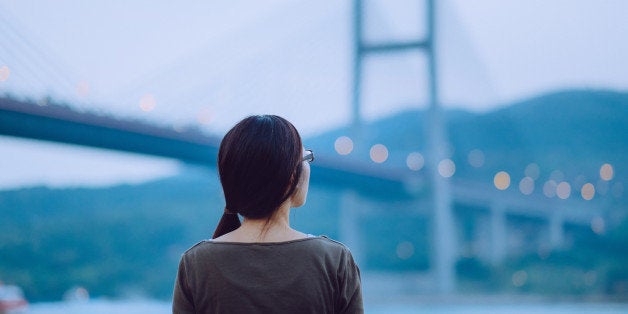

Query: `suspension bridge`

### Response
(0, 0, 615, 294)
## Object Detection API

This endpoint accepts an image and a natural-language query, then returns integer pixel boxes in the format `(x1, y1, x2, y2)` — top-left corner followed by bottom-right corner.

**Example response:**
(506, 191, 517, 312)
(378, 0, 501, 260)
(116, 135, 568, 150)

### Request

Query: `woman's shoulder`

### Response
(181, 239, 214, 256)
(183, 235, 351, 259)
(181, 236, 351, 254)
(298, 236, 357, 260)
(312, 235, 352, 250)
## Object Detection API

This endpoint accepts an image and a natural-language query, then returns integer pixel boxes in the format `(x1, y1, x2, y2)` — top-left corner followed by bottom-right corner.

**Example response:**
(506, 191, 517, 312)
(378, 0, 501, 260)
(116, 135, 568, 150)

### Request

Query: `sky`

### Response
(0, 0, 627, 189)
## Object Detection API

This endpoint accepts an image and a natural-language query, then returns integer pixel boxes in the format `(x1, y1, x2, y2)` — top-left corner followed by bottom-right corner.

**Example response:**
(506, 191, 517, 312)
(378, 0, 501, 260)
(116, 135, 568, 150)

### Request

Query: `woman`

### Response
(173, 115, 363, 313)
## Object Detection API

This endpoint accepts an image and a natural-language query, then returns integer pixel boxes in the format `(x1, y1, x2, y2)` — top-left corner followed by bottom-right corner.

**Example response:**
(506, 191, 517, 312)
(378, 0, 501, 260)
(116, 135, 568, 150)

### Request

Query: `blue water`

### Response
(28, 299, 628, 314)
(367, 302, 628, 314)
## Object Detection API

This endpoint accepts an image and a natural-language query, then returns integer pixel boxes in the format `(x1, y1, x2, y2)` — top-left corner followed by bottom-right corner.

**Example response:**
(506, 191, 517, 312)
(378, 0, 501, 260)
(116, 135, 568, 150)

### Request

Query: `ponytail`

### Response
(212, 209, 241, 239)
(212, 115, 302, 238)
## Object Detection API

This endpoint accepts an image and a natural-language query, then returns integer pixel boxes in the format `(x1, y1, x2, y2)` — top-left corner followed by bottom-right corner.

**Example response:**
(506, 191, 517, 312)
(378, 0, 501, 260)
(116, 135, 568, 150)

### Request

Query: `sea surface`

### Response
(28, 298, 628, 314)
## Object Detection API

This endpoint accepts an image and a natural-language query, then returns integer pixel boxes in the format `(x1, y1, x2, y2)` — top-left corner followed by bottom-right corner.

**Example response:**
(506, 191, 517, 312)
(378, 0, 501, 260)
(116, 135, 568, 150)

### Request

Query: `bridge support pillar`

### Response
(490, 203, 507, 266)
(340, 190, 363, 265)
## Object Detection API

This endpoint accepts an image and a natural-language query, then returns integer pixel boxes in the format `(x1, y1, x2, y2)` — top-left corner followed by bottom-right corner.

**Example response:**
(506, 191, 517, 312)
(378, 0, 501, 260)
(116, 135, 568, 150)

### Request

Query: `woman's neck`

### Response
(214, 203, 306, 243)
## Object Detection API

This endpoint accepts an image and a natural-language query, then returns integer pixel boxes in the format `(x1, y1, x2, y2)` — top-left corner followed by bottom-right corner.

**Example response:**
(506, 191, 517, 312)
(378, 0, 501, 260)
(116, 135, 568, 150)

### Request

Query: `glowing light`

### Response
(537, 245, 551, 260)
(550, 170, 565, 181)
(584, 271, 597, 286)
(468, 149, 484, 168)
(493, 171, 510, 190)
(519, 177, 534, 195)
(406, 152, 424, 171)
(0, 65, 10, 81)
(600, 163, 614, 181)
(581, 183, 595, 201)
(197, 108, 213, 125)
(139, 94, 156, 112)
(543, 180, 557, 198)
(524, 163, 540, 180)
(173, 123, 185, 133)
(438, 159, 455, 178)
(76, 81, 90, 97)
(612, 182, 624, 198)
(334, 136, 354, 155)
(556, 181, 571, 199)
(37, 97, 49, 106)
(591, 217, 605, 235)
(512, 270, 528, 287)
(396, 241, 415, 259)
(369, 144, 388, 163)
(67, 286, 90, 301)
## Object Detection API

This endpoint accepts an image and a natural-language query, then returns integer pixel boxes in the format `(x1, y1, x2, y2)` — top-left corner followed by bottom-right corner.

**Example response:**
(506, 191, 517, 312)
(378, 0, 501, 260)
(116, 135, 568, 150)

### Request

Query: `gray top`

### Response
(172, 236, 363, 314)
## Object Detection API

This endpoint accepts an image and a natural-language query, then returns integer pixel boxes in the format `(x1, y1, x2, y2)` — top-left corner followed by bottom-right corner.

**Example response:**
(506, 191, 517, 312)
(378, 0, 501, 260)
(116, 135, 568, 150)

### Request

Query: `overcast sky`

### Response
(1, 0, 627, 189)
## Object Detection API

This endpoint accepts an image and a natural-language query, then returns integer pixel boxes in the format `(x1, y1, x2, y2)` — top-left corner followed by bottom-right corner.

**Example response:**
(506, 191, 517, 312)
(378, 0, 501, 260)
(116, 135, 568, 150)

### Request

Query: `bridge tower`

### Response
(352, 0, 455, 293)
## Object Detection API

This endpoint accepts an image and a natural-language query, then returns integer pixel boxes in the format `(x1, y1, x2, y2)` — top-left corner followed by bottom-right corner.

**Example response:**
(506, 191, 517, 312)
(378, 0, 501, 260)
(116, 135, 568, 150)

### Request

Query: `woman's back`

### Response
(173, 115, 363, 313)
(173, 236, 362, 314)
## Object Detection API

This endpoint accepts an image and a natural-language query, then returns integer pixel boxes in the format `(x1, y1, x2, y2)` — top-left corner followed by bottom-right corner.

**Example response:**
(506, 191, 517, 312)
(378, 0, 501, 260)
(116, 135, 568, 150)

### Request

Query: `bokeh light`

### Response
(584, 271, 598, 286)
(334, 136, 354, 155)
(556, 181, 571, 199)
(581, 183, 595, 201)
(37, 97, 49, 106)
(172, 122, 186, 133)
(550, 170, 565, 181)
(438, 159, 455, 178)
(406, 152, 424, 171)
(537, 245, 551, 260)
(512, 270, 528, 287)
(591, 217, 605, 235)
(370, 144, 388, 163)
(396, 241, 415, 260)
(543, 180, 557, 198)
(139, 94, 157, 112)
(524, 163, 540, 180)
(493, 171, 510, 190)
(76, 81, 90, 97)
(196, 108, 214, 125)
(519, 176, 534, 195)
(612, 182, 624, 198)
(467, 149, 484, 168)
(0, 65, 11, 81)
(600, 163, 614, 181)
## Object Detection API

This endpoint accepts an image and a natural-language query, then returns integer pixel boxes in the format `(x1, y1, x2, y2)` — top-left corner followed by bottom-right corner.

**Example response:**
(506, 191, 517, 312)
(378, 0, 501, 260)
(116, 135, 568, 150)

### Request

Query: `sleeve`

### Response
(172, 255, 195, 314)
(337, 248, 364, 314)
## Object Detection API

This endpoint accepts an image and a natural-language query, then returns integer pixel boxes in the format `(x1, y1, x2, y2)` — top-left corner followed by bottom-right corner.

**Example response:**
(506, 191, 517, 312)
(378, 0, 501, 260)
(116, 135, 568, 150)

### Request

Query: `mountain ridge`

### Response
(306, 88, 627, 183)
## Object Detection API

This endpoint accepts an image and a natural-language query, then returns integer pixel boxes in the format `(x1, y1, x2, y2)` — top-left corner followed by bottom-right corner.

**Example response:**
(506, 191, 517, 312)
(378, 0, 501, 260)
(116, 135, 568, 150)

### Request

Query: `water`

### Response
(29, 300, 171, 314)
(367, 301, 628, 314)
(28, 299, 628, 314)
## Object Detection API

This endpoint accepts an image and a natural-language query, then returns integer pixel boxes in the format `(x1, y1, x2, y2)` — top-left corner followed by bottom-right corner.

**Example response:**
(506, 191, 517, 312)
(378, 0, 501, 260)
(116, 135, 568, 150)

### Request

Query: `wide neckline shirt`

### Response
(173, 236, 363, 314)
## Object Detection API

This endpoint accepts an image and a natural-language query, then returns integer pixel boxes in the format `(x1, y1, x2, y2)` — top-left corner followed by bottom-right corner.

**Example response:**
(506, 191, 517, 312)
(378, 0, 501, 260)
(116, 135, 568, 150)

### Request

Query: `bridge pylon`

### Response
(352, 0, 455, 293)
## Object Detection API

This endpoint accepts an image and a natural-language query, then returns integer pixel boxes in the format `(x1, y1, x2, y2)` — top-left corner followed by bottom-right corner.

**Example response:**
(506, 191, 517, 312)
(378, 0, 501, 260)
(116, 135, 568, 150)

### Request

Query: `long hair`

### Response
(212, 115, 303, 238)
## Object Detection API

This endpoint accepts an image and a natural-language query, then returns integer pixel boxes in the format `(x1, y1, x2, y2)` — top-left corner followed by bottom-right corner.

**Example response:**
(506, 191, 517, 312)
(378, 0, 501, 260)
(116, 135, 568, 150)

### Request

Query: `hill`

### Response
(308, 89, 627, 194)
(0, 169, 223, 300)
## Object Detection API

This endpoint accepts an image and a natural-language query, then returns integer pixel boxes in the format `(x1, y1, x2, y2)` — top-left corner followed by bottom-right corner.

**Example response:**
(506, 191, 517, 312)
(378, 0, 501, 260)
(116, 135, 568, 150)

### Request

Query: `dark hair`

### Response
(212, 115, 303, 238)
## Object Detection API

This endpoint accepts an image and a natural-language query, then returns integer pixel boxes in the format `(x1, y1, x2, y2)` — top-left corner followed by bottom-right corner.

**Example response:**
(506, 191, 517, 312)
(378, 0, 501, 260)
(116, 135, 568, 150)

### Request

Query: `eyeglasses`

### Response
(302, 149, 314, 163)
